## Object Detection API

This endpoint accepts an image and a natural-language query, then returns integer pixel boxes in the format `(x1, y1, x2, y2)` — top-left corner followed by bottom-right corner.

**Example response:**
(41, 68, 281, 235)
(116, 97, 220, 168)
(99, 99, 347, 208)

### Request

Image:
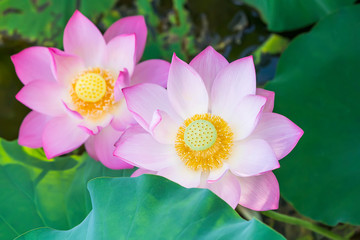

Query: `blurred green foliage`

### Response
(0, 0, 117, 47)
(253, 34, 289, 65)
(136, 0, 197, 60)
(0, 0, 197, 60)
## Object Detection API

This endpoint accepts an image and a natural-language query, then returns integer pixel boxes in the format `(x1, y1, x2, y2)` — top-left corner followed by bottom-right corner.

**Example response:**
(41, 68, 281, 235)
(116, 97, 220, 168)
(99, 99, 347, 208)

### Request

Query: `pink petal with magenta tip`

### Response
(103, 34, 136, 75)
(63, 10, 106, 67)
(16, 80, 65, 116)
(167, 54, 208, 119)
(256, 88, 275, 113)
(11, 46, 56, 84)
(250, 113, 304, 160)
(104, 15, 147, 62)
(189, 46, 228, 95)
(211, 56, 256, 119)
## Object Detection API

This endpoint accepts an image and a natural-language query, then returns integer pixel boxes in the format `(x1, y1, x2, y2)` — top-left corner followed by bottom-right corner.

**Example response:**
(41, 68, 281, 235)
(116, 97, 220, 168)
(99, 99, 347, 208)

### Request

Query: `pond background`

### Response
(1, 1, 360, 239)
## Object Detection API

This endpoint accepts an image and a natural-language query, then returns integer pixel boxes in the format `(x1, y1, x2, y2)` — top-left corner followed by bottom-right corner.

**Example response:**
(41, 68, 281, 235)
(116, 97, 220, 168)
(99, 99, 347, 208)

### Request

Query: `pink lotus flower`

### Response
(12, 10, 170, 169)
(114, 46, 303, 210)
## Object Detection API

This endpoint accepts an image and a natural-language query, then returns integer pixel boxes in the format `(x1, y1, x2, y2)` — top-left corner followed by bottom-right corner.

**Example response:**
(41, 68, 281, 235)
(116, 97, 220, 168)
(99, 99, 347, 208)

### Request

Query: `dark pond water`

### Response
(0, 39, 32, 140)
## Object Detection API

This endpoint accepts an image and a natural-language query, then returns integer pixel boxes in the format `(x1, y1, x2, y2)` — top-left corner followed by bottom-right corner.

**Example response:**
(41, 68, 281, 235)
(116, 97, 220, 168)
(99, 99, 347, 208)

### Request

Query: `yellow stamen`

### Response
(70, 67, 118, 121)
(175, 113, 233, 171)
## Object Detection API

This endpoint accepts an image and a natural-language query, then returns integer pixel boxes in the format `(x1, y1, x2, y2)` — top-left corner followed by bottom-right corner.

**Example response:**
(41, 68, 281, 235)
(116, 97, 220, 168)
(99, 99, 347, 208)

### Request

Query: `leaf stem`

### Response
(344, 227, 358, 239)
(261, 211, 346, 240)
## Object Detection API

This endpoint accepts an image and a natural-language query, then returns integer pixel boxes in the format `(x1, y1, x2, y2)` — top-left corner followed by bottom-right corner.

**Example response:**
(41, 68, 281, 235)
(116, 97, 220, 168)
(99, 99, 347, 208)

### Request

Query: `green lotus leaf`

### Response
(243, 0, 355, 32)
(0, 139, 134, 240)
(18, 175, 284, 239)
(266, 5, 360, 225)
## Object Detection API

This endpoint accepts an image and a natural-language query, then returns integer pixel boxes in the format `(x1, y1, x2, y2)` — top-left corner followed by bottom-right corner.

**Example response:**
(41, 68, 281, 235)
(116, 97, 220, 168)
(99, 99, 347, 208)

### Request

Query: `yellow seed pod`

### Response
(75, 73, 106, 102)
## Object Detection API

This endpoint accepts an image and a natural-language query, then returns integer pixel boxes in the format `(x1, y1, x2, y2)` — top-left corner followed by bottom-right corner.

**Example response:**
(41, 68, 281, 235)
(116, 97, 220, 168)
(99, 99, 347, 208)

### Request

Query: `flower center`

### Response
(184, 120, 217, 151)
(70, 67, 118, 121)
(175, 113, 233, 171)
(75, 73, 106, 102)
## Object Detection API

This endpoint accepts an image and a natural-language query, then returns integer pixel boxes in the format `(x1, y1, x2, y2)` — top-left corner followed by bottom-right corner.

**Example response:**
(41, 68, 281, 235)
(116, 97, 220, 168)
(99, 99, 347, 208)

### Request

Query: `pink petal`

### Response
(256, 88, 275, 113)
(114, 69, 130, 102)
(227, 95, 266, 140)
(237, 172, 279, 211)
(211, 56, 256, 119)
(123, 83, 180, 130)
(250, 113, 304, 160)
(78, 125, 100, 135)
(150, 110, 181, 144)
(63, 10, 106, 67)
(78, 114, 113, 135)
(207, 164, 229, 183)
(42, 116, 89, 158)
(157, 162, 201, 188)
(103, 34, 136, 75)
(130, 59, 170, 88)
(62, 101, 83, 120)
(85, 136, 99, 161)
(228, 139, 279, 177)
(111, 99, 137, 131)
(18, 111, 51, 148)
(93, 126, 133, 169)
(104, 15, 147, 62)
(206, 172, 241, 209)
(11, 46, 56, 84)
(50, 48, 85, 86)
(131, 168, 156, 177)
(114, 125, 176, 171)
(189, 46, 228, 95)
(167, 54, 208, 119)
(114, 124, 144, 148)
(16, 80, 65, 116)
